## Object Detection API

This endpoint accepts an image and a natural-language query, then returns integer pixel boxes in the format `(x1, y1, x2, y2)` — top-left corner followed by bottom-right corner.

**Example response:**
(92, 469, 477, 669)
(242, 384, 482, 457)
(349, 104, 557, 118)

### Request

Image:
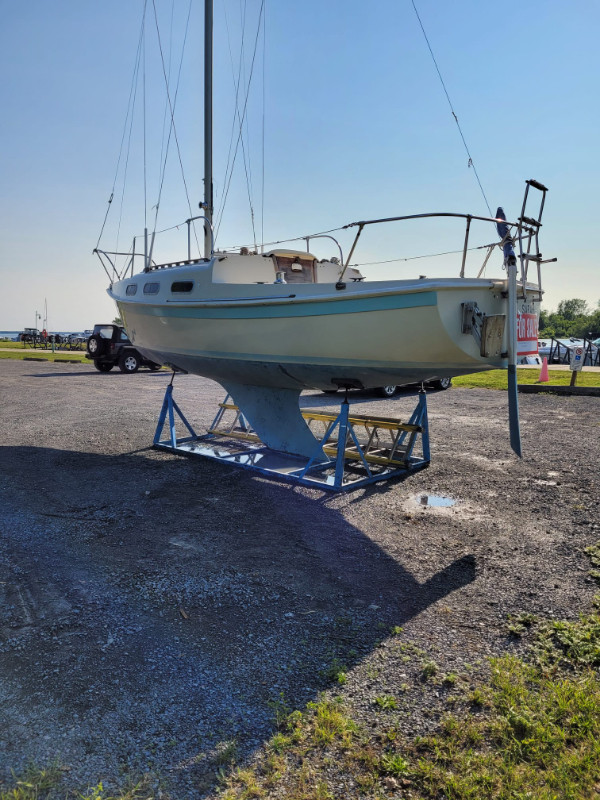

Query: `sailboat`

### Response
(98, 1, 551, 458)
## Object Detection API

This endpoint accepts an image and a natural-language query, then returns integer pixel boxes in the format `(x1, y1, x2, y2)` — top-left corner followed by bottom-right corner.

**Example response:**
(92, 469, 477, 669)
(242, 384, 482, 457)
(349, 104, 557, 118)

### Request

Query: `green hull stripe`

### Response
(126, 291, 437, 320)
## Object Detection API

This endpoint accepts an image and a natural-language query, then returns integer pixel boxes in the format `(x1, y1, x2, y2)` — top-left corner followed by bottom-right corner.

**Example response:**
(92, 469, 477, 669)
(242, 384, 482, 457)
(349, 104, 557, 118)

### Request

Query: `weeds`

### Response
(320, 657, 347, 685)
(0, 764, 163, 800)
(374, 695, 398, 711)
(379, 753, 409, 776)
(506, 611, 536, 637)
(420, 660, 438, 680)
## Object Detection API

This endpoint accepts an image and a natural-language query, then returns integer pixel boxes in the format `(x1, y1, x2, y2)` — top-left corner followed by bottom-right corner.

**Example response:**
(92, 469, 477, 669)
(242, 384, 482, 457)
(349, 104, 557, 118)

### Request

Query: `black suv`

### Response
(86, 325, 161, 373)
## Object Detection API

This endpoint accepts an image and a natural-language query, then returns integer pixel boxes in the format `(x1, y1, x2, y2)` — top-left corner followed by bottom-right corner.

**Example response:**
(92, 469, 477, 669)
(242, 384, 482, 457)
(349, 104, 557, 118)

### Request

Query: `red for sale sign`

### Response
(517, 304, 539, 356)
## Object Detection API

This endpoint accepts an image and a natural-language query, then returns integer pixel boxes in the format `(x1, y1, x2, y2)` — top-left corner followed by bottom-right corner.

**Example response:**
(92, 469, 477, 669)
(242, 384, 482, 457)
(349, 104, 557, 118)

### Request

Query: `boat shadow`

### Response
(25, 370, 170, 379)
(0, 444, 475, 795)
(300, 387, 427, 410)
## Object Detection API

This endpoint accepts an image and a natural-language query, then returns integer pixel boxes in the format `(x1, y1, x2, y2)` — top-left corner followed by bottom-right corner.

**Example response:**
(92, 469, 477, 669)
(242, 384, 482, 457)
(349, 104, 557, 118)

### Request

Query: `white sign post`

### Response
(570, 346, 584, 386)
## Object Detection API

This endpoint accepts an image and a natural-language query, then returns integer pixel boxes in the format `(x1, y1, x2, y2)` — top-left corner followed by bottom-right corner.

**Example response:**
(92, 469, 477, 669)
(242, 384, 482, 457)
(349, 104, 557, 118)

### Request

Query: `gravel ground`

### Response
(0, 359, 598, 797)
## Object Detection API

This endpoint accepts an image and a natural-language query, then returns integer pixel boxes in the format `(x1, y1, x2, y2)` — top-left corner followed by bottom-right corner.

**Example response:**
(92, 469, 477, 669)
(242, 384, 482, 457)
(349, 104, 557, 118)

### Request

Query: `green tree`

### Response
(556, 298, 589, 320)
(538, 298, 599, 340)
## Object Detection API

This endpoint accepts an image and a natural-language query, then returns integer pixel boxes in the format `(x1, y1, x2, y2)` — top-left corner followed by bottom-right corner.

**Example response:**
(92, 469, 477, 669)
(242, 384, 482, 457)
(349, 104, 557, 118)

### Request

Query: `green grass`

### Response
(412, 656, 600, 799)
(0, 763, 161, 800)
(453, 368, 600, 389)
(0, 342, 86, 363)
(0, 352, 86, 363)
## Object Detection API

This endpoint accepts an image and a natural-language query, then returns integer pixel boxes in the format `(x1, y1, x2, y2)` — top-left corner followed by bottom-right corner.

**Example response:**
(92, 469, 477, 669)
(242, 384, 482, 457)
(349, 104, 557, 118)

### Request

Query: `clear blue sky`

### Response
(1, 0, 598, 331)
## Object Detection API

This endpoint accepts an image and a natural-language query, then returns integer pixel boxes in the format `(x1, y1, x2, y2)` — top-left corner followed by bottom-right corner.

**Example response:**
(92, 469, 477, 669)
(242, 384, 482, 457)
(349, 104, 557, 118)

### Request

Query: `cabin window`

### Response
(272, 256, 316, 283)
(143, 282, 160, 295)
(125, 284, 138, 296)
(171, 281, 194, 293)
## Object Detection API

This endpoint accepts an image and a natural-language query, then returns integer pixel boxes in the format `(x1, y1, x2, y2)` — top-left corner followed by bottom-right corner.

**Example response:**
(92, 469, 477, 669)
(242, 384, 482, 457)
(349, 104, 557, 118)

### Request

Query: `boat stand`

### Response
(153, 382, 430, 492)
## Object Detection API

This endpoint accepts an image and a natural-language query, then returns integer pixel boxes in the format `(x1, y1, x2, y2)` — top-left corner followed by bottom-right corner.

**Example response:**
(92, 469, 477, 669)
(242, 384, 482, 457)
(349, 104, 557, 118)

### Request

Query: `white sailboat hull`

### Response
(110, 269, 517, 391)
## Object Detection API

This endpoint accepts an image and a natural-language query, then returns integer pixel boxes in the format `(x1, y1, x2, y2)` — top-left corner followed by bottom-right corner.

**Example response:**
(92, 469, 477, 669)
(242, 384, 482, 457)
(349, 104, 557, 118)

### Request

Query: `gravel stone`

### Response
(0, 360, 598, 797)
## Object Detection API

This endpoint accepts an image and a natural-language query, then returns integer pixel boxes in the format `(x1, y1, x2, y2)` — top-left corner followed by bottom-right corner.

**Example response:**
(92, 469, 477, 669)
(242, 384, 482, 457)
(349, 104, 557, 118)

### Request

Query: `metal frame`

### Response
(153, 383, 430, 492)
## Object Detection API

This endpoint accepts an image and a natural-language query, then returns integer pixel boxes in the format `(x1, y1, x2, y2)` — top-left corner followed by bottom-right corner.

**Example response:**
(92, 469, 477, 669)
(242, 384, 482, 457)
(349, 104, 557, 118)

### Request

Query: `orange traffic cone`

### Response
(539, 356, 549, 383)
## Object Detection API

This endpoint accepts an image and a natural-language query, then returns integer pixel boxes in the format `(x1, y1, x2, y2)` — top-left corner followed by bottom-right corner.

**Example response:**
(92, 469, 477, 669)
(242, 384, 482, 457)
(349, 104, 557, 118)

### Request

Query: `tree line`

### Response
(539, 299, 600, 340)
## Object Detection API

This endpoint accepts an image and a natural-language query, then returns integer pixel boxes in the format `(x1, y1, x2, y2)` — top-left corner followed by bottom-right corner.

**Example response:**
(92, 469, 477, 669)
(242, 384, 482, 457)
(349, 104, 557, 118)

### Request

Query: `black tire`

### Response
(431, 377, 452, 390)
(119, 350, 140, 373)
(378, 385, 397, 398)
(149, 363, 162, 371)
(87, 334, 105, 356)
(94, 361, 113, 372)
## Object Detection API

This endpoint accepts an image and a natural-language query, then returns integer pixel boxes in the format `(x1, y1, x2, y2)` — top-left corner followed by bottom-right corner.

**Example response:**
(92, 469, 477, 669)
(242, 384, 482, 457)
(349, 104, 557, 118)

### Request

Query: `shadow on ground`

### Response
(0, 444, 475, 796)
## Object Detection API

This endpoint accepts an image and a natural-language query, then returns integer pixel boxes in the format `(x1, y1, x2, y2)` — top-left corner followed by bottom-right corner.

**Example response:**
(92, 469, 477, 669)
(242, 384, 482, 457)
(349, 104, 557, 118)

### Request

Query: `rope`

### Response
(411, 0, 492, 216)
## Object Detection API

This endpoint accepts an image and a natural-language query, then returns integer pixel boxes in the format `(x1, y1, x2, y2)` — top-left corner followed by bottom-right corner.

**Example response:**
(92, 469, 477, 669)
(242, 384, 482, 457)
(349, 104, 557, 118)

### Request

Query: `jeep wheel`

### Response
(87, 334, 104, 356)
(149, 363, 162, 372)
(431, 377, 452, 390)
(94, 362, 113, 372)
(119, 351, 140, 373)
(378, 385, 397, 398)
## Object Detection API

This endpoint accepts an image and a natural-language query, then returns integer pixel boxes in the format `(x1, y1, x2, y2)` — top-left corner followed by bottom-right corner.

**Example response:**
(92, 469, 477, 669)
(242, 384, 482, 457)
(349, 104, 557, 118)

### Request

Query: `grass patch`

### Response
(411, 655, 600, 799)
(0, 763, 162, 800)
(0, 348, 86, 363)
(222, 546, 600, 798)
(374, 695, 398, 710)
(453, 367, 600, 389)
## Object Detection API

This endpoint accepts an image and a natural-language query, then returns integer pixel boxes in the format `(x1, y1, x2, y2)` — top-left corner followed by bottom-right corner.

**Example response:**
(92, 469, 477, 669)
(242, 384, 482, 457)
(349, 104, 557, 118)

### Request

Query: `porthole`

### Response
(143, 282, 160, 295)
(125, 284, 138, 296)
(171, 281, 194, 293)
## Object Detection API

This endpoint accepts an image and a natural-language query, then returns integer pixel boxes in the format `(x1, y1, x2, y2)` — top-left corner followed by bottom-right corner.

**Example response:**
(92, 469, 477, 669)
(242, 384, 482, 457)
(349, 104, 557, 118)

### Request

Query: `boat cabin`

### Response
(212, 248, 363, 284)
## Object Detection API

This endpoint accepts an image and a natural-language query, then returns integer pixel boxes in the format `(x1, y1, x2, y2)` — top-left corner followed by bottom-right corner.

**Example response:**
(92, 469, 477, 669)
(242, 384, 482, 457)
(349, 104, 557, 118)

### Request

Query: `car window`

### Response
(97, 327, 115, 339)
(119, 330, 130, 341)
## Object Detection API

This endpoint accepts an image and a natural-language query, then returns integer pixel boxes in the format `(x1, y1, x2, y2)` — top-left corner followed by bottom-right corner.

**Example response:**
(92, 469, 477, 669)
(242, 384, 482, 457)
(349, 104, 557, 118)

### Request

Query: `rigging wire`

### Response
(156, 0, 176, 202)
(219, 4, 245, 223)
(150, 0, 200, 255)
(238, 0, 258, 249)
(150, 0, 194, 241)
(410, 0, 492, 217)
(350, 241, 498, 268)
(116, 4, 148, 276)
(214, 0, 265, 242)
(95, 2, 146, 257)
(220, 1, 257, 249)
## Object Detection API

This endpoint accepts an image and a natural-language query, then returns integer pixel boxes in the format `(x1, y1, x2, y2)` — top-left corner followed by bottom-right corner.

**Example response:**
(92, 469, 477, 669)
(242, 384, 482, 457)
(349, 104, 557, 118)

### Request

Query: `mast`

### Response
(203, 0, 213, 259)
